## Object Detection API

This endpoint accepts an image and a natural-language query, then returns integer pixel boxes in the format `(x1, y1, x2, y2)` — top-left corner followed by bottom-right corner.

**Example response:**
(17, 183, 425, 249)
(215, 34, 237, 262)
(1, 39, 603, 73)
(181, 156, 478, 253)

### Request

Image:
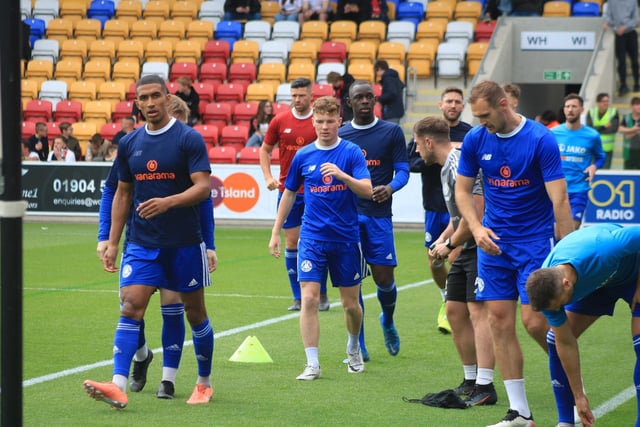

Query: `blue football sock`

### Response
(633, 334, 640, 427)
(161, 303, 185, 369)
(358, 290, 367, 351)
(285, 249, 301, 300)
(547, 329, 575, 424)
(113, 316, 141, 378)
(192, 318, 214, 378)
(377, 282, 397, 327)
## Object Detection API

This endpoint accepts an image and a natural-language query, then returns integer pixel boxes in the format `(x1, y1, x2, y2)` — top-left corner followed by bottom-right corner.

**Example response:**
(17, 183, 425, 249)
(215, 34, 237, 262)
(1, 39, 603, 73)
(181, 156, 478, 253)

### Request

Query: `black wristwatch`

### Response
(444, 238, 456, 250)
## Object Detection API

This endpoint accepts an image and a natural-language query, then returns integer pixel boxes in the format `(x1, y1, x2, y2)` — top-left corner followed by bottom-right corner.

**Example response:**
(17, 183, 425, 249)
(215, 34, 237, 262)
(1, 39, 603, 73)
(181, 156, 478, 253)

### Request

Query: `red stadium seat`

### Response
(312, 83, 334, 100)
(193, 81, 215, 103)
(46, 122, 62, 142)
(22, 121, 37, 140)
(215, 83, 246, 105)
(208, 145, 237, 163)
(126, 82, 137, 101)
(273, 102, 290, 115)
(101, 122, 120, 141)
(24, 100, 53, 122)
(237, 146, 261, 164)
(228, 62, 257, 87)
(202, 40, 230, 64)
(475, 20, 496, 42)
(220, 125, 249, 152)
(193, 124, 219, 146)
(54, 100, 83, 123)
(113, 101, 135, 122)
(199, 62, 227, 84)
(170, 62, 198, 81)
(318, 41, 347, 63)
(203, 102, 232, 131)
(233, 102, 258, 127)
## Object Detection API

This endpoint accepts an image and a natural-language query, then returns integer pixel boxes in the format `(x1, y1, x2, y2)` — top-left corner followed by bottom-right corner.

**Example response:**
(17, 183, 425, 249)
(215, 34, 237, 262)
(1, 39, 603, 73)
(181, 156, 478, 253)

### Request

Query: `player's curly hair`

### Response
(313, 96, 340, 116)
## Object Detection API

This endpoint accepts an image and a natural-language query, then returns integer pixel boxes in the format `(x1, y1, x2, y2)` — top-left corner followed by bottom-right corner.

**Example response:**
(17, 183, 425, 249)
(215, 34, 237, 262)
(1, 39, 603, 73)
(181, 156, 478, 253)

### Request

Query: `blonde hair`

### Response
(167, 94, 190, 123)
(313, 96, 340, 116)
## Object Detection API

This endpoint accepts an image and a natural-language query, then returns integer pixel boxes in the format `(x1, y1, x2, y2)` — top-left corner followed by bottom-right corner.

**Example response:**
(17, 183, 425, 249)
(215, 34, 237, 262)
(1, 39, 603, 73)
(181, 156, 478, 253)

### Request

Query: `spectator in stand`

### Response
(247, 100, 276, 147)
(275, 0, 303, 21)
(47, 136, 76, 162)
(223, 0, 261, 21)
(370, 0, 389, 23)
(502, 83, 520, 111)
(299, 0, 330, 23)
(374, 60, 405, 124)
(113, 116, 136, 146)
(175, 77, 201, 126)
(27, 122, 49, 161)
(22, 140, 40, 161)
(326, 71, 355, 123)
(59, 122, 83, 161)
(619, 96, 640, 169)
(85, 133, 111, 161)
(536, 110, 561, 129)
(104, 144, 118, 162)
(336, 0, 371, 24)
(510, 0, 543, 16)
(603, 0, 639, 96)
(586, 93, 619, 169)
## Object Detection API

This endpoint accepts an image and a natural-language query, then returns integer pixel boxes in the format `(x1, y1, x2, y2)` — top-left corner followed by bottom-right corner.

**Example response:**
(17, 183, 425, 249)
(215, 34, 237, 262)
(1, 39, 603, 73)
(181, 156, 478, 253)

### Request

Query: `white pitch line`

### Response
(25, 288, 292, 299)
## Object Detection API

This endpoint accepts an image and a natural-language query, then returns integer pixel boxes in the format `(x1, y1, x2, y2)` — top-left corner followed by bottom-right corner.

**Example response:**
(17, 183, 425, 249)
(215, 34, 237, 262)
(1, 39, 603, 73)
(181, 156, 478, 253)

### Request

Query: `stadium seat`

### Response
(198, 0, 224, 24)
(271, 21, 300, 50)
(275, 82, 292, 104)
(115, 0, 143, 22)
(158, 19, 186, 43)
(21, 0, 33, 20)
(83, 100, 112, 125)
(24, 17, 47, 40)
(357, 20, 387, 46)
(145, 39, 174, 63)
(434, 41, 466, 87)
(543, 1, 571, 17)
(130, 19, 158, 45)
(112, 100, 134, 121)
(24, 99, 53, 122)
(83, 59, 111, 84)
(208, 145, 237, 163)
(126, 82, 137, 100)
(174, 40, 202, 63)
(301, 20, 328, 44)
(45, 18, 74, 43)
(98, 81, 126, 105)
(25, 59, 54, 84)
(102, 19, 130, 44)
(272, 102, 289, 116)
(258, 62, 286, 86)
(475, 19, 496, 42)
(216, 83, 247, 105)
(286, 62, 315, 83)
(46, 121, 62, 142)
(59, 0, 87, 23)
(572, 1, 600, 16)
(260, 40, 289, 64)
(39, 80, 68, 106)
(396, 2, 425, 26)
(73, 121, 98, 146)
(467, 41, 487, 76)
(54, 58, 83, 86)
(22, 121, 37, 140)
(316, 62, 346, 83)
(231, 40, 260, 64)
(32, 39, 60, 63)
(259, 0, 279, 25)
(140, 62, 169, 80)
(426, 0, 454, 25)
(348, 41, 378, 64)
(329, 20, 357, 47)
(143, 0, 171, 24)
(87, 0, 116, 21)
(318, 41, 347, 64)
(445, 20, 474, 48)
(454, 0, 482, 21)
(60, 39, 87, 61)
(112, 60, 140, 85)
(172, 1, 198, 25)
(88, 39, 116, 60)
(416, 20, 446, 43)
(74, 18, 102, 42)
(117, 39, 145, 63)
(193, 124, 219, 146)
(232, 101, 258, 127)
(245, 82, 275, 102)
(348, 62, 374, 82)
(386, 21, 415, 50)
(22, 79, 40, 101)
(186, 19, 214, 46)
(407, 40, 436, 77)
(199, 61, 228, 84)
(215, 20, 243, 40)
(100, 122, 120, 141)
(220, 125, 249, 151)
(32, 0, 59, 23)
(69, 80, 97, 103)
(203, 102, 232, 128)
(237, 146, 262, 164)
(202, 39, 230, 64)
(170, 62, 198, 81)
(289, 40, 317, 64)
(243, 20, 271, 48)
(55, 100, 83, 122)
(312, 83, 333, 100)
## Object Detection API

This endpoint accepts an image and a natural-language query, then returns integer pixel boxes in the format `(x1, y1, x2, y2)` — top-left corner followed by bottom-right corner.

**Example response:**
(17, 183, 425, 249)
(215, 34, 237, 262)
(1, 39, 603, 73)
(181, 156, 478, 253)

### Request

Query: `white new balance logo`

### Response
(481, 153, 492, 160)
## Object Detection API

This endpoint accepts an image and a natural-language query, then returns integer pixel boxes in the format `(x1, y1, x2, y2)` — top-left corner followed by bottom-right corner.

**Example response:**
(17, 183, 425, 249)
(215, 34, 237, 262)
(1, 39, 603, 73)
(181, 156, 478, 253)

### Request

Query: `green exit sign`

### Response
(544, 70, 572, 81)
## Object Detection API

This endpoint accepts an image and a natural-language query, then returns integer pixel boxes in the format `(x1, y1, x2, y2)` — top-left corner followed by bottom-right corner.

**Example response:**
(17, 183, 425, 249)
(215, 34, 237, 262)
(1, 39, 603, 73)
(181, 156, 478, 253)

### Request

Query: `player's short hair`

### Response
(468, 80, 507, 108)
(525, 268, 565, 312)
(502, 83, 521, 100)
(313, 96, 340, 116)
(348, 80, 374, 98)
(413, 116, 450, 143)
(326, 72, 342, 84)
(167, 94, 190, 123)
(596, 92, 609, 102)
(441, 86, 464, 100)
(291, 77, 312, 90)
(136, 75, 169, 94)
(564, 93, 583, 106)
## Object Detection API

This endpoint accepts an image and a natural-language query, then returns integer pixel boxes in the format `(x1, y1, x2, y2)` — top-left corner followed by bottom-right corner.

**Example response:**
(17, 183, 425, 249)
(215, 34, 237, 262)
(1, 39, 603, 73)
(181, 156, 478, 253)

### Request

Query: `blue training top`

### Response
(116, 118, 212, 248)
(541, 223, 640, 326)
(339, 118, 409, 217)
(458, 117, 565, 242)
(551, 124, 605, 194)
(285, 138, 371, 243)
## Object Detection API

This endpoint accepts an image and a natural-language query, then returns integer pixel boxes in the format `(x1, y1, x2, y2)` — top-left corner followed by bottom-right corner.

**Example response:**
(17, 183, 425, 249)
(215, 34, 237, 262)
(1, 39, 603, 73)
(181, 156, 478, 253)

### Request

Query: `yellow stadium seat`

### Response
(25, 60, 54, 82)
(88, 40, 116, 60)
(289, 40, 318, 64)
(287, 62, 316, 82)
(74, 18, 102, 43)
(158, 19, 185, 43)
(112, 60, 140, 85)
(115, 0, 143, 23)
(543, 1, 571, 17)
(130, 19, 158, 46)
(455, 1, 482, 21)
(377, 41, 406, 64)
(407, 40, 436, 78)
(145, 39, 174, 63)
(357, 20, 387, 46)
(330, 20, 358, 46)
(59, 0, 87, 23)
(260, 0, 279, 25)
(426, 1, 454, 26)
(186, 20, 214, 48)
(230, 40, 260, 64)
(69, 80, 97, 103)
(102, 19, 130, 44)
(417, 20, 446, 43)
(73, 121, 98, 148)
(257, 62, 286, 85)
(117, 39, 145, 63)
(83, 100, 112, 125)
(467, 41, 488, 76)
(301, 20, 328, 43)
(143, 0, 171, 25)
(22, 79, 40, 101)
(83, 59, 111, 84)
(98, 81, 126, 106)
(45, 18, 74, 43)
(348, 41, 378, 65)
(54, 58, 83, 86)
(245, 82, 275, 102)
(171, 1, 197, 25)
(348, 62, 374, 82)
(60, 39, 87, 60)
(173, 39, 201, 63)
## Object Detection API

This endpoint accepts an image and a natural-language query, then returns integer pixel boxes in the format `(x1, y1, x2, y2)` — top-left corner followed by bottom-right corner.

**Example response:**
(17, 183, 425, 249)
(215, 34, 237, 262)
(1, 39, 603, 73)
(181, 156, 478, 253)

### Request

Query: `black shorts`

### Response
(445, 247, 478, 303)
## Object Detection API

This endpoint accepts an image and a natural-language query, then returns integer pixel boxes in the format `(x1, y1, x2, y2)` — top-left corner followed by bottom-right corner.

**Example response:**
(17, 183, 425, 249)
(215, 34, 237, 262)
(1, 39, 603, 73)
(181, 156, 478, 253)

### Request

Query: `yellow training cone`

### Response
(229, 336, 274, 363)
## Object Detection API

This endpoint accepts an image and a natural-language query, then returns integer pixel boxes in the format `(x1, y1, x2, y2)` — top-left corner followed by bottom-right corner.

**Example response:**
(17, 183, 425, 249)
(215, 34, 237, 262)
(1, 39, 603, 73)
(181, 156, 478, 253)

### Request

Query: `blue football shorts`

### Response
(424, 210, 450, 247)
(358, 215, 397, 266)
(278, 192, 305, 229)
(297, 238, 366, 287)
(568, 192, 588, 222)
(120, 242, 211, 292)
(566, 272, 640, 319)
(445, 247, 478, 303)
(475, 237, 553, 303)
